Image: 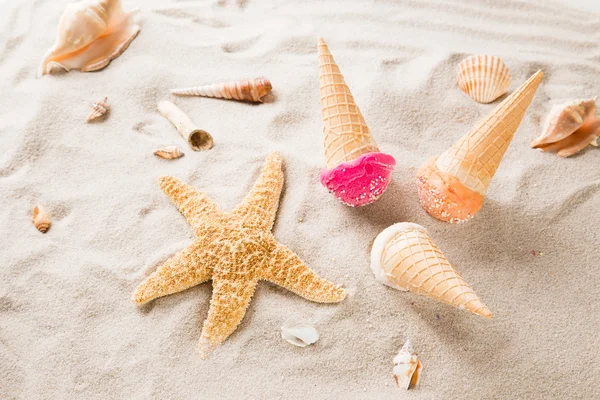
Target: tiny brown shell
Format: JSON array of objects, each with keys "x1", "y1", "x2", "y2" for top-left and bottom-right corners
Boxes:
[
  {"x1": 87, "y1": 97, "x2": 109, "y2": 122},
  {"x1": 32, "y1": 204, "x2": 51, "y2": 233},
  {"x1": 154, "y1": 145, "x2": 185, "y2": 159}
]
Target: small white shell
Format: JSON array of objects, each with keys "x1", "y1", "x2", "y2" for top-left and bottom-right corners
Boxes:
[
  {"x1": 154, "y1": 145, "x2": 185, "y2": 159},
  {"x1": 457, "y1": 55, "x2": 511, "y2": 103},
  {"x1": 393, "y1": 340, "x2": 422, "y2": 390},
  {"x1": 87, "y1": 97, "x2": 109, "y2": 122},
  {"x1": 281, "y1": 326, "x2": 319, "y2": 347}
]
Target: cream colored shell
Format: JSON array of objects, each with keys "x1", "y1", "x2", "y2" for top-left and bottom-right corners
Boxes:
[
  {"x1": 393, "y1": 340, "x2": 422, "y2": 390},
  {"x1": 457, "y1": 55, "x2": 511, "y2": 104}
]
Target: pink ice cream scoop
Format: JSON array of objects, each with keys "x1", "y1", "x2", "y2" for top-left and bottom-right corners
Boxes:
[
  {"x1": 320, "y1": 152, "x2": 396, "y2": 207},
  {"x1": 317, "y1": 38, "x2": 396, "y2": 207}
]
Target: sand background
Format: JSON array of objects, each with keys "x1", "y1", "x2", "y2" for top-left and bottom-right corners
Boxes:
[{"x1": 1, "y1": 0, "x2": 599, "y2": 398}]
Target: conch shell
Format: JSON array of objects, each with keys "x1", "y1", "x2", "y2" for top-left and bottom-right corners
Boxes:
[
  {"x1": 38, "y1": 0, "x2": 141, "y2": 76},
  {"x1": 393, "y1": 340, "x2": 422, "y2": 390},
  {"x1": 87, "y1": 97, "x2": 109, "y2": 122},
  {"x1": 457, "y1": 55, "x2": 511, "y2": 104},
  {"x1": 171, "y1": 77, "x2": 272, "y2": 103},
  {"x1": 280, "y1": 326, "x2": 319, "y2": 347},
  {"x1": 32, "y1": 205, "x2": 51, "y2": 233},
  {"x1": 531, "y1": 97, "x2": 600, "y2": 157},
  {"x1": 154, "y1": 146, "x2": 184, "y2": 160}
]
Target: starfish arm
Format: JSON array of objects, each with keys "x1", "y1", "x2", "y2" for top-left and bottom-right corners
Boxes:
[
  {"x1": 198, "y1": 276, "x2": 258, "y2": 359},
  {"x1": 159, "y1": 176, "x2": 224, "y2": 232},
  {"x1": 260, "y1": 238, "x2": 346, "y2": 303},
  {"x1": 133, "y1": 242, "x2": 214, "y2": 305},
  {"x1": 231, "y1": 153, "x2": 284, "y2": 231}
]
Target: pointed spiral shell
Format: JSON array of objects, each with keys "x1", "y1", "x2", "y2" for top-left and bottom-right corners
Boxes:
[
  {"x1": 87, "y1": 97, "x2": 109, "y2": 122},
  {"x1": 171, "y1": 77, "x2": 272, "y2": 103},
  {"x1": 32, "y1": 204, "x2": 51, "y2": 233}
]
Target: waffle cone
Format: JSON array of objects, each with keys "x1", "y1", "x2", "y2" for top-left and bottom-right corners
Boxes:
[
  {"x1": 372, "y1": 223, "x2": 492, "y2": 318},
  {"x1": 436, "y1": 70, "x2": 544, "y2": 195},
  {"x1": 318, "y1": 38, "x2": 379, "y2": 169}
]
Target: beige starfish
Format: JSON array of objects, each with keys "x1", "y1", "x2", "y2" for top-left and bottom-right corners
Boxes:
[{"x1": 133, "y1": 152, "x2": 346, "y2": 359}]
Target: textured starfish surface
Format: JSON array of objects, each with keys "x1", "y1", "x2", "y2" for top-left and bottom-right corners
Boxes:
[{"x1": 133, "y1": 153, "x2": 346, "y2": 359}]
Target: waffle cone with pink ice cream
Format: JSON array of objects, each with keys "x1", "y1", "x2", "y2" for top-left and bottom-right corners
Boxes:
[
  {"x1": 416, "y1": 70, "x2": 544, "y2": 222},
  {"x1": 318, "y1": 38, "x2": 396, "y2": 207}
]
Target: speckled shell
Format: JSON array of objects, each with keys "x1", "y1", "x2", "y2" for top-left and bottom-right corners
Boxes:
[
  {"x1": 32, "y1": 204, "x2": 51, "y2": 233},
  {"x1": 457, "y1": 55, "x2": 511, "y2": 104},
  {"x1": 87, "y1": 97, "x2": 109, "y2": 122},
  {"x1": 393, "y1": 340, "x2": 422, "y2": 390}
]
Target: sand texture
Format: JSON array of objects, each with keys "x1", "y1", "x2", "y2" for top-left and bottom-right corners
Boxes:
[{"x1": 1, "y1": 0, "x2": 599, "y2": 398}]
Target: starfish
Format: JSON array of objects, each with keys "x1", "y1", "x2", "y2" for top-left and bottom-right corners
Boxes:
[{"x1": 133, "y1": 153, "x2": 346, "y2": 359}]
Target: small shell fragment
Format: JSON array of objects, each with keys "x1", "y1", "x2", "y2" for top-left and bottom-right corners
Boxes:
[
  {"x1": 393, "y1": 340, "x2": 422, "y2": 390},
  {"x1": 154, "y1": 146, "x2": 185, "y2": 160},
  {"x1": 281, "y1": 326, "x2": 319, "y2": 347},
  {"x1": 32, "y1": 204, "x2": 51, "y2": 233},
  {"x1": 87, "y1": 97, "x2": 109, "y2": 122},
  {"x1": 457, "y1": 55, "x2": 511, "y2": 104}
]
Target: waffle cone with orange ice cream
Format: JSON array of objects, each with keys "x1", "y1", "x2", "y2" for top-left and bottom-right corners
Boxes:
[{"x1": 416, "y1": 70, "x2": 544, "y2": 222}]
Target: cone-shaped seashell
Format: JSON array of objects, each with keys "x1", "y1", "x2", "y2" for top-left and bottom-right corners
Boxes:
[
  {"x1": 417, "y1": 70, "x2": 543, "y2": 223},
  {"x1": 171, "y1": 77, "x2": 272, "y2": 103},
  {"x1": 281, "y1": 326, "x2": 319, "y2": 347},
  {"x1": 157, "y1": 101, "x2": 214, "y2": 151},
  {"x1": 86, "y1": 97, "x2": 109, "y2": 122},
  {"x1": 32, "y1": 204, "x2": 51, "y2": 233},
  {"x1": 38, "y1": 0, "x2": 141, "y2": 76},
  {"x1": 457, "y1": 55, "x2": 511, "y2": 104},
  {"x1": 393, "y1": 340, "x2": 422, "y2": 390},
  {"x1": 531, "y1": 97, "x2": 600, "y2": 157},
  {"x1": 154, "y1": 145, "x2": 185, "y2": 159},
  {"x1": 317, "y1": 38, "x2": 396, "y2": 207},
  {"x1": 371, "y1": 223, "x2": 492, "y2": 318}
]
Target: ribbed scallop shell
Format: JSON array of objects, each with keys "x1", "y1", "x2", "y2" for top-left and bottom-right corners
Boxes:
[{"x1": 457, "y1": 55, "x2": 511, "y2": 104}]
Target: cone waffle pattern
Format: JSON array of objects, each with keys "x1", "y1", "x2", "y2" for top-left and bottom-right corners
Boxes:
[
  {"x1": 319, "y1": 39, "x2": 379, "y2": 168},
  {"x1": 436, "y1": 70, "x2": 543, "y2": 195},
  {"x1": 380, "y1": 225, "x2": 491, "y2": 317}
]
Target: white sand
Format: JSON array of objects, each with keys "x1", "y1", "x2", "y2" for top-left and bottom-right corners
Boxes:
[{"x1": 2, "y1": 0, "x2": 600, "y2": 398}]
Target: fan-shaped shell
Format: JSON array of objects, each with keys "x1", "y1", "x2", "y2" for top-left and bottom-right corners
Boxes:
[{"x1": 457, "y1": 55, "x2": 511, "y2": 104}]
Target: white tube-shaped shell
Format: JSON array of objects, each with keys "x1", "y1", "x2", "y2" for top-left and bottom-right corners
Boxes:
[{"x1": 157, "y1": 101, "x2": 214, "y2": 151}]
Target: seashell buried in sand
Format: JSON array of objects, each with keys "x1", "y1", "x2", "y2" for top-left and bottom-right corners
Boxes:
[
  {"x1": 531, "y1": 97, "x2": 600, "y2": 157},
  {"x1": 38, "y1": 0, "x2": 141, "y2": 76},
  {"x1": 87, "y1": 97, "x2": 110, "y2": 122},
  {"x1": 171, "y1": 77, "x2": 272, "y2": 103},
  {"x1": 457, "y1": 55, "x2": 511, "y2": 104},
  {"x1": 32, "y1": 204, "x2": 51, "y2": 233},
  {"x1": 281, "y1": 326, "x2": 319, "y2": 348},
  {"x1": 154, "y1": 145, "x2": 185, "y2": 160},
  {"x1": 393, "y1": 340, "x2": 422, "y2": 390}
]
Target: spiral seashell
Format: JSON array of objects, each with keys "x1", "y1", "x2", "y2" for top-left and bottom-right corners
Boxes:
[
  {"x1": 531, "y1": 97, "x2": 600, "y2": 157},
  {"x1": 87, "y1": 97, "x2": 109, "y2": 122},
  {"x1": 171, "y1": 77, "x2": 272, "y2": 103},
  {"x1": 154, "y1": 145, "x2": 185, "y2": 159},
  {"x1": 457, "y1": 55, "x2": 511, "y2": 104},
  {"x1": 32, "y1": 204, "x2": 51, "y2": 233},
  {"x1": 393, "y1": 340, "x2": 422, "y2": 390},
  {"x1": 280, "y1": 326, "x2": 319, "y2": 347}
]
